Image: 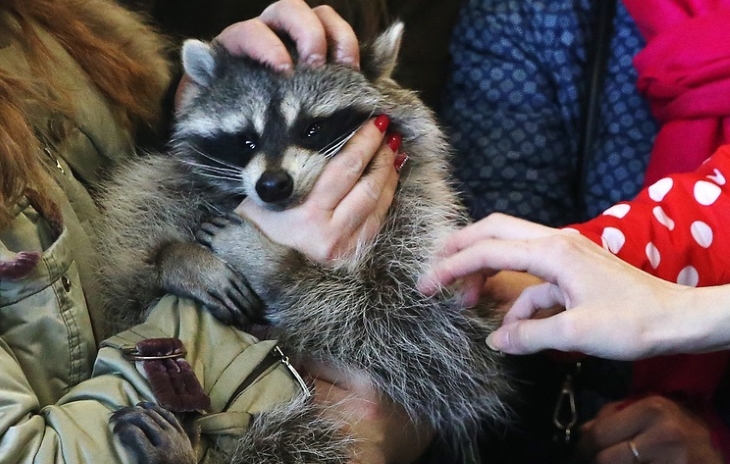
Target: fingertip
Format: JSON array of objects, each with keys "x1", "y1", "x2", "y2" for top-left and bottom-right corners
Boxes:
[
  {"x1": 489, "y1": 322, "x2": 533, "y2": 355},
  {"x1": 260, "y1": 1, "x2": 328, "y2": 69},
  {"x1": 485, "y1": 331, "x2": 506, "y2": 354},
  {"x1": 216, "y1": 20, "x2": 294, "y2": 71},
  {"x1": 313, "y1": 5, "x2": 360, "y2": 68},
  {"x1": 416, "y1": 272, "x2": 439, "y2": 296},
  {"x1": 373, "y1": 114, "x2": 390, "y2": 133},
  {"x1": 233, "y1": 198, "x2": 258, "y2": 220},
  {"x1": 385, "y1": 132, "x2": 402, "y2": 153}
]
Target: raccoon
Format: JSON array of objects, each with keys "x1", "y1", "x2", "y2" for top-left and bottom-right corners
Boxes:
[{"x1": 99, "y1": 22, "x2": 511, "y2": 463}]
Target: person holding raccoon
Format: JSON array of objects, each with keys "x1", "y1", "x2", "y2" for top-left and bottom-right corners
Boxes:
[{"x1": 0, "y1": 0, "x2": 436, "y2": 463}]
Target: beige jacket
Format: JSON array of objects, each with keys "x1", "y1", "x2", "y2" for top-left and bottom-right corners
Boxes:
[{"x1": 0, "y1": 3, "x2": 302, "y2": 462}]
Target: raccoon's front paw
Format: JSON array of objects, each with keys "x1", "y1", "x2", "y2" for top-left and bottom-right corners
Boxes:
[
  {"x1": 111, "y1": 402, "x2": 196, "y2": 464},
  {"x1": 156, "y1": 241, "x2": 264, "y2": 328},
  {"x1": 195, "y1": 213, "x2": 242, "y2": 249},
  {"x1": 196, "y1": 213, "x2": 290, "y2": 307}
]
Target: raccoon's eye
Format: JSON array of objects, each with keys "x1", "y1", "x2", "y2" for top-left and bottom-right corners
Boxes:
[
  {"x1": 304, "y1": 122, "x2": 321, "y2": 139},
  {"x1": 239, "y1": 135, "x2": 257, "y2": 152}
]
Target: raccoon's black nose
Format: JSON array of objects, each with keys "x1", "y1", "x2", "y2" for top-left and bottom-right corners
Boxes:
[{"x1": 256, "y1": 170, "x2": 294, "y2": 203}]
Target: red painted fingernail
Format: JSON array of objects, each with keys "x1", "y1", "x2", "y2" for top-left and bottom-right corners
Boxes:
[
  {"x1": 394, "y1": 153, "x2": 409, "y2": 173},
  {"x1": 386, "y1": 132, "x2": 402, "y2": 153},
  {"x1": 374, "y1": 114, "x2": 390, "y2": 133}
]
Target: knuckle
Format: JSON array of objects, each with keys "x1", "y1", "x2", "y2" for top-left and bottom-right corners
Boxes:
[
  {"x1": 510, "y1": 323, "x2": 531, "y2": 351},
  {"x1": 340, "y1": 150, "x2": 366, "y2": 177},
  {"x1": 321, "y1": 240, "x2": 342, "y2": 262},
  {"x1": 552, "y1": 316, "x2": 581, "y2": 348},
  {"x1": 483, "y1": 212, "x2": 506, "y2": 228},
  {"x1": 262, "y1": 0, "x2": 305, "y2": 19},
  {"x1": 546, "y1": 234, "x2": 583, "y2": 261},
  {"x1": 312, "y1": 4, "x2": 337, "y2": 16},
  {"x1": 643, "y1": 395, "x2": 673, "y2": 415},
  {"x1": 360, "y1": 177, "x2": 381, "y2": 203},
  {"x1": 659, "y1": 421, "x2": 685, "y2": 441}
]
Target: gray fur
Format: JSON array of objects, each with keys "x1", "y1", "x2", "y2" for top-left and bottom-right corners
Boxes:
[
  {"x1": 98, "y1": 22, "x2": 511, "y2": 462},
  {"x1": 228, "y1": 394, "x2": 352, "y2": 464}
]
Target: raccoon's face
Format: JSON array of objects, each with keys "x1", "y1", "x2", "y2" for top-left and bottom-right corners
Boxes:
[
  {"x1": 172, "y1": 24, "x2": 403, "y2": 210},
  {"x1": 176, "y1": 79, "x2": 374, "y2": 210}
]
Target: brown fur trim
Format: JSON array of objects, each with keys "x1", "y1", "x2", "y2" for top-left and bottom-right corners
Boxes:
[
  {"x1": 0, "y1": 251, "x2": 41, "y2": 280},
  {"x1": 0, "y1": 0, "x2": 173, "y2": 229},
  {"x1": 135, "y1": 338, "x2": 211, "y2": 413}
]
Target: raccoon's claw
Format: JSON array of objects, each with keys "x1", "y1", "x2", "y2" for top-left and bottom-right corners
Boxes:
[
  {"x1": 195, "y1": 226, "x2": 215, "y2": 248},
  {"x1": 205, "y1": 275, "x2": 265, "y2": 328},
  {"x1": 195, "y1": 218, "x2": 231, "y2": 248},
  {"x1": 192, "y1": 216, "x2": 267, "y2": 327},
  {"x1": 111, "y1": 402, "x2": 196, "y2": 464},
  {"x1": 225, "y1": 212, "x2": 243, "y2": 224}
]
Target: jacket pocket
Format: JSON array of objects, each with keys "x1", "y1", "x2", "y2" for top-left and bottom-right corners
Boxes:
[{"x1": 0, "y1": 217, "x2": 96, "y2": 406}]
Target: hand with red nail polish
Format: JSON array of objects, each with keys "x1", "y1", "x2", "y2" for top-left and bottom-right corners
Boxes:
[
  {"x1": 385, "y1": 132, "x2": 402, "y2": 153},
  {"x1": 237, "y1": 116, "x2": 399, "y2": 263},
  {"x1": 394, "y1": 153, "x2": 409, "y2": 172},
  {"x1": 374, "y1": 114, "x2": 390, "y2": 133}
]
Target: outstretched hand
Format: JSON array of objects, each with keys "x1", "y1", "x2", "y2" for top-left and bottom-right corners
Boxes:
[{"x1": 418, "y1": 213, "x2": 725, "y2": 360}]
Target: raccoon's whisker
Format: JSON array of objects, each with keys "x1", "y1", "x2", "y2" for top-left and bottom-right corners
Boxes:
[
  {"x1": 182, "y1": 160, "x2": 240, "y2": 176},
  {"x1": 321, "y1": 127, "x2": 360, "y2": 159},
  {"x1": 189, "y1": 147, "x2": 242, "y2": 171},
  {"x1": 190, "y1": 171, "x2": 241, "y2": 182},
  {"x1": 182, "y1": 166, "x2": 241, "y2": 181},
  {"x1": 319, "y1": 117, "x2": 370, "y2": 158}
]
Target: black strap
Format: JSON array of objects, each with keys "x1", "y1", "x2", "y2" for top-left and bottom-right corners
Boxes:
[{"x1": 575, "y1": 0, "x2": 618, "y2": 219}]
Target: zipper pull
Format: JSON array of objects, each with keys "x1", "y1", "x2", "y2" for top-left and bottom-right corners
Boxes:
[
  {"x1": 274, "y1": 346, "x2": 311, "y2": 397},
  {"x1": 553, "y1": 362, "x2": 580, "y2": 445}
]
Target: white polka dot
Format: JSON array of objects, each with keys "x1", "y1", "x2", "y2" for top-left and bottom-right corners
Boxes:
[
  {"x1": 603, "y1": 204, "x2": 631, "y2": 218},
  {"x1": 601, "y1": 227, "x2": 625, "y2": 254},
  {"x1": 677, "y1": 266, "x2": 699, "y2": 287},
  {"x1": 648, "y1": 178, "x2": 673, "y2": 202},
  {"x1": 691, "y1": 221, "x2": 713, "y2": 248},
  {"x1": 694, "y1": 180, "x2": 722, "y2": 206},
  {"x1": 707, "y1": 168, "x2": 726, "y2": 186},
  {"x1": 645, "y1": 242, "x2": 660, "y2": 269},
  {"x1": 652, "y1": 206, "x2": 675, "y2": 230}
]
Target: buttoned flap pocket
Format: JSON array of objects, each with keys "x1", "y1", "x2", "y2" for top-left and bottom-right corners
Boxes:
[{"x1": 1, "y1": 216, "x2": 96, "y2": 405}]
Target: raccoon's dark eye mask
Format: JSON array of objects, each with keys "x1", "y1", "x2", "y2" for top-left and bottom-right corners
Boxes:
[
  {"x1": 295, "y1": 108, "x2": 372, "y2": 157},
  {"x1": 188, "y1": 130, "x2": 259, "y2": 170},
  {"x1": 187, "y1": 108, "x2": 373, "y2": 169}
]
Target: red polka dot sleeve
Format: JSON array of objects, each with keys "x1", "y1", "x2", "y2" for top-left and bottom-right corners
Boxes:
[{"x1": 567, "y1": 144, "x2": 730, "y2": 288}]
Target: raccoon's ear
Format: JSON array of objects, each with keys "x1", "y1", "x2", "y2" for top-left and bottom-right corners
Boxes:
[
  {"x1": 181, "y1": 39, "x2": 217, "y2": 88},
  {"x1": 361, "y1": 21, "x2": 404, "y2": 82}
]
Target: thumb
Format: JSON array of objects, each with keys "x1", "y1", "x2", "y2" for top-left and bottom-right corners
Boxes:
[{"x1": 486, "y1": 319, "x2": 559, "y2": 355}]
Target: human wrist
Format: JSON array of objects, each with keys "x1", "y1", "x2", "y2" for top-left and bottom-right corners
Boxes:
[{"x1": 657, "y1": 285, "x2": 730, "y2": 355}]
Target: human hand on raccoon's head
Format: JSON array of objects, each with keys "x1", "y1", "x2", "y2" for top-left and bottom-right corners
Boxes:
[
  {"x1": 176, "y1": 0, "x2": 359, "y2": 109},
  {"x1": 216, "y1": 0, "x2": 360, "y2": 71},
  {"x1": 235, "y1": 115, "x2": 403, "y2": 263}
]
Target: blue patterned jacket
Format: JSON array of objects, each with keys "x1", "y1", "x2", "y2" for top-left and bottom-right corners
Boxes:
[{"x1": 439, "y1": 0, "x2": 658, "y2": 226}]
